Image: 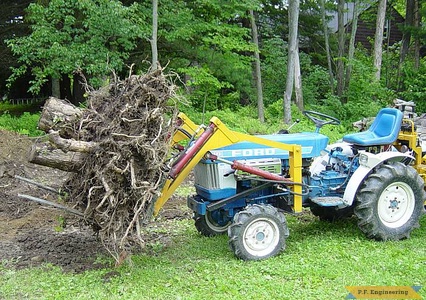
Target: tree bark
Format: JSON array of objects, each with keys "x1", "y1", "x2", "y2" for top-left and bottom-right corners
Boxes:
[
  {"x1": 51, "y1": 77, "x2": 60, "y2": 98},
  {"x1": 250, "y1": 10, "x2": 264, "y2": 123},
  {"x1": 320, "y1": 0, "x2": 334, "y2": 94},
  {"x1": 414, "y1": 0, "x2": 421, "y2": 70},
  {"x1": 48, "y1": 130, "x2": 98, "y2": 153},
  {"x1": 72, "y1": 73, "x2": 86, "y2": 105},
  {"x1": 284, "y1": 0, "x2": 299, "y2": 124},
  {"x1": 373, "y1": 0, "x2": 387, "y2": 81},
  {"x1": 29, "y1": 143, "x2": 86, "y2": 172},
  {"x1": 294, "y1": 46, "x2": 303, "y2": 111},
  {"x1": 151, "y1": 0, "x2": 159, "y2": 70},
  {"x1": 38, "y1": 97, "x2": 82, "y2": 137},
  {"x1": 336, "y1": 0, "x2": 345, "y2": 98},
  {"x1": 397, "y1": 0, "x2": 414, "y2": 89},
  {"x1": 345, "y1": 0, "x2": 360, "y2": 94}
]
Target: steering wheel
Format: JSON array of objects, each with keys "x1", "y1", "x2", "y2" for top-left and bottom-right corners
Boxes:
[{"x1": 302, "y1": 110, "x2": 340, "y2": 130}]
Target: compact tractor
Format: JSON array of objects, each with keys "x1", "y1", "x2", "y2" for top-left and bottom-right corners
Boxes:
[{"x1": 153, "y1": 108, "x2": 426, "y2": 260}]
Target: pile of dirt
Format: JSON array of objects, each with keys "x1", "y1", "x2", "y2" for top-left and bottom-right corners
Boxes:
[{"x1": 0, "y1": 130, "x2": 105, "y2": 272}]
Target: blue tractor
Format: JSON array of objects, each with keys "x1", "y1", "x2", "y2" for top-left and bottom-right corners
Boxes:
[{"x1": 155, "y1": 108, "x2": 426, "y2": 260}]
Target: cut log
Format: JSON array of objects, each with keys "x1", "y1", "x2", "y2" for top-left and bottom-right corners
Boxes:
[
  {"x1": 29, "y1": 143, "x2": 86, "y2": 172},
  {"x1": 48, "y1": 130, "x2": 98, "y2": 153},
  {"x1": 38, "y1": 97, "x2": 82, "y2": 137}
]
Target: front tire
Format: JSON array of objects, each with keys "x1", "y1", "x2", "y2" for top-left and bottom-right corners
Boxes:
[
  {"x1": 228, "y1": 204, "x2": 289, "y2": 261},
  {"x1": 354, "y1": 162, "x2": 425, "y2": 240}
]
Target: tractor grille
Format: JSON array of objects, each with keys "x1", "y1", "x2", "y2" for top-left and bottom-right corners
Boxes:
[
  {"x1": 194, "y1": 158, "x2": 282, "y2": 191},
  {"x1": 194, "y1": 162, "x2": 222, "y2": 189}
]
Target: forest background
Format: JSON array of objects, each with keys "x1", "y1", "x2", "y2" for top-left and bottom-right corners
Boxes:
[{"x1": 0, "y1": 0, "x2": 425, "y2": 133}]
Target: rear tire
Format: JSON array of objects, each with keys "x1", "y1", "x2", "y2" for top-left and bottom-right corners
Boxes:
[
  {"x1": 194, "y1": 211, "x2": 231, "y2": 237},
  {"x1": 228, "y1": 204, "x2": 289, "y2": 261},
  {"x1": 354, "y1": 162, "x2": 425, "y2": 240}
]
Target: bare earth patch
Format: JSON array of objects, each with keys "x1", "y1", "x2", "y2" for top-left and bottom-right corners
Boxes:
[{"x1": 0, "y1": 130, "x2": 191, "y2": 272}]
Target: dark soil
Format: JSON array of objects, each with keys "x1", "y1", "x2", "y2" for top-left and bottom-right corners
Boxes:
[{"x1": 0, "y1": 130, "x2": 191, "y2": 273}]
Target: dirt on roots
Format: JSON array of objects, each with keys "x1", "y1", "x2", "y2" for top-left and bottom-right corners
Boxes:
[{"x1": 0, "y1": 130, "x2": 191, "y2": 273}]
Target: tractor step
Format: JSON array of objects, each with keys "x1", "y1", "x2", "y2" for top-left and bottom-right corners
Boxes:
[{"x1": 311, "y1": 197, "x2": 344, "y2": 207}]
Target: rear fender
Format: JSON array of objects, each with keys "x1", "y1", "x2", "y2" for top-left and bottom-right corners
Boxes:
[{"x1": 342, "y1": 151, "x2": 414, "y2": 206}]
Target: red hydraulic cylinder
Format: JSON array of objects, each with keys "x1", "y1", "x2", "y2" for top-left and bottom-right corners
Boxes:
[
  {"x1": 231, "y1": 161, "x2": 291, "y2": 182},
  {"x1": 168, "y1": 123, "x2": 216, "y2": 179}
]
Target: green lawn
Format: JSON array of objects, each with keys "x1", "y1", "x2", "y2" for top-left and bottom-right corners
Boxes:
[{"x1": 1, "y1": 211, "x2": 425, "y2": 300}]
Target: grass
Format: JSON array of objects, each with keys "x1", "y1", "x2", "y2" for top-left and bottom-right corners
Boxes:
[
  {"x1": 0, "y1": 112, "x2": 43, "y2": 136},
  {"x1": 1, "y1": 212, "x2": 425, "y2": 300}
]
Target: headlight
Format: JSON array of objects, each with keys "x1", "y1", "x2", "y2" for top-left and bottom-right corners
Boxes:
[{"x1": 359, "y1": 153, "x2": 368, "y2": 165}]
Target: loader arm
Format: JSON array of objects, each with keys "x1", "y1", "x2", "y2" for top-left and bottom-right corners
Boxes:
[
  {"x1": 170, "y1": 112, "x2": 201, "y2": 147},
  {"x1": 153, "y1": 114, "x2": 303, "y2": 216}
]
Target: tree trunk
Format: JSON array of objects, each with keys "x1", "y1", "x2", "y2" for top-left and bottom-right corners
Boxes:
[
  {"x1": 32, "y1": 98, "x2": 94, "y2": 171},
  {"x1": 294, "y1": 47, "x2": 303, "y2": 111},
  {"x1": 336, "y1": 0, "x2": 345, "y2": 98},
  {"x1": 60, "y1": 74, "x2": 73, "y2": 102},
  {"x1": 51, "y1": 77, "x2": 60, "y2": 98},
  {"x1": 48, "y1": 131, "x2": 98, "y2": 153},
  {"x1": 250, "y1": 10, "x2": 264, "y2": 123},
  {"x1": 397, "y1": 0, "x2": 414, "y2": 89},
  {"x1": 38, "y1": 97, "x2": 82, "y2": 137},
  {"x1": 345, "y1": 0, "x2": 359, "y2": 94},
  {"x1": 320, "y1": 0, "x2": 334, "y2": 94},
  {"x1": 373, "y1": 0, "x2": 387, "y2": 82},
  {"x1": 284, "y1": 0, "x2": 299, "y2": 124},
  {"x1": 72, "y1": 73, "x2": 86, "y2": 105},
  {"x1": 29, "y1": 143, "x2": 86, "y2": 172},
  {"x1": 414, "y1": 0, "x2": 421, "y2": 70},
  {"x1": 151, "y1": 0, "x2": 159, "y2": 70}
]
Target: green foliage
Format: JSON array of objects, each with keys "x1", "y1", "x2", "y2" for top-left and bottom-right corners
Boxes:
[
  {"x1": 181, "y1": 106, "x2": 274, "y2": 134},
  {"x1": 345, "y1": 52, "x2": 395, "y2": 107},
  {"x1": 0, "y1": 112, "x2": 43, "y2": 136},
  {"x1": 153, "y1": 0, "x2": 258, "y2": 111},
  {"x1": 381, "y1": 42, "x2": 402, "y2": 91},
  {"x1": 54, "y1": 215, "x2": 66, "y2": 233},
  {"x1": 302, "y1": 65, "x2": 331, "y2": 105},
  {"x1": 180, "y1": 103, "x2": 347, "y2": 143},
  {"x1": 0, "y1": 101, "x2": 37, "y2": 114},
  {"x1": 398, "y1": 58, "x2": 426, "y2": 113},
  {"x1": 308, "y1": 93, "x2": 385, "y2": 127},
  {"x1": 261, "y1": 38, "x2": 332, "y2": 107},
  {"x1": 261, "y1": 38, "x2": 288, "y2": 106},
  {"x1": 7, "y1": 0, "x2": 145, "y2": 94},
  {"x1": 264, "y1": 99, "x2": 284, "y2": 120},
  {"x1": 178, "y1": 65, "x2": 235, "y2": 111}
]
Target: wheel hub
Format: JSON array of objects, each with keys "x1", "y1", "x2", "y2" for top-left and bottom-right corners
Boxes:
[
  {"x1": 388, "y1": 198, "x2": 400, "y2": 210},
  {"x1": 243, "y1": 218, "x2": 279, "y2": 256},
  {"x1": 378, "y1": 182, "x2": 415, "y2": 228},
  {"x1": 256, "y1": 231, "x2": 265, "y2": 241}
]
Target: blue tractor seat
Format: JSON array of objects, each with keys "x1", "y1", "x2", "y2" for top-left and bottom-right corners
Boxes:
[{"x1": 343, "y1": 108, "x2": 403, "y2": 147}]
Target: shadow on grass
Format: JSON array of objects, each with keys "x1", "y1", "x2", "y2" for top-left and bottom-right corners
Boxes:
[{"x1": 285, "y1": 211, "x2": 365, "y2": 244}]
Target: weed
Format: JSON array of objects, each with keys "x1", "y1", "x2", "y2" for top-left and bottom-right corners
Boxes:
[{"x1": 54, "y1": 215, "x2": 67, "y2": 232}]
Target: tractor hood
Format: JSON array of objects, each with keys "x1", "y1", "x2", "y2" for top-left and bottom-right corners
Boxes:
[{"x1": 209, "y1": 132, "x2": 329, "y2": 160}]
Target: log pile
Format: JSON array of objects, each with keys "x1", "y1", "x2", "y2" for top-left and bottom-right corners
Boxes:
[
  {"x1": 393, "y1": 99, "x2": 426, "y2": 142},
  {"x1": 30, "y1": 70, "x2": 178, "y2": 257}
]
